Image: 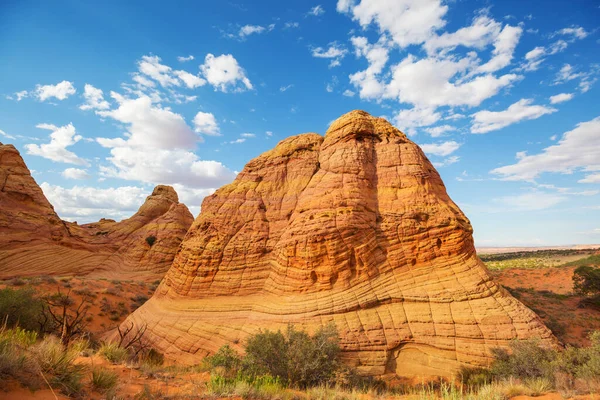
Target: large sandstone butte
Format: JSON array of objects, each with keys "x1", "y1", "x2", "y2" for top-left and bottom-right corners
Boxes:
[
  {"x1": 0, "y1": 142, "x2": 194, "y2": 281},
  {"x1": 123, "y1": 111, "x2": 555, "y2": 377}
]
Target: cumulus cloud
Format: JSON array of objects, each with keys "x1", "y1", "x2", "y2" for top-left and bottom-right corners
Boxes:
[
  {"x1": 432, "y1": 155, "x2": 460, "y2": 168},
  {"x1": 471, "y1": 99, "x2": 557, "y2": 134},
  {"x1": 342, "y1": 89, "x2": 355, "y2": 97},
  {"x1": 419, "y1": 140, "x2": 461, "y2": 156},
  {"x1": 239, "y1": 25, "x2": 266, "y2": 37},
  {"x1": 338, "y1": 0, "x2": 448, "y2": 48},
  {"x1": 40, "y1": 183, "x2": 149, "y2": 222},
  {"x1": 95, "y1": 94, "x2": 235, "y2": 188},
  {"x1": 79, "y1": 84, "x2": 110, "y2": 110},
  {"x1": 193, "y1": 111, "x2": 220, "y2": 136},
  {"x1": 136, "y1": 55, "x2": 205, "y2": 90},
  {"x1": 35, "y1": 81, "x2": 76, "y2": 101},
  {"x1": 174, "y1": 70, "x2": 206, "y2": 88},
  {"x1": 25, "y1": 123, "x2": 88, "y2": 165},
  {"x1": 200, "y1": 54, "x2": 253, "y2": 92},
  {"x1": 549, "y1": 93, "x2": 574, "y2": 104},
  {"x1": 62, "y1": 168, "x2": 91, "y2": 180},
  {"x1": 394, "y1": 107, "x2": 441, "y2": 135},
  {"x1": 491, "y1": 116, "x2": 600, "y2": 182},
  {"x1": 280, "y1": 84, "x2": 294, "y2": 92},
  {"x1": 97, "y1": 94, "x2": 198, "y2": 149},
  {"x1": 13, "y1": 90, "x2": 28, "y2": 101}
]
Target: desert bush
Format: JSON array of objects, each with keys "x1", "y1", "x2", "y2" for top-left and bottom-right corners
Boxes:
[
  {"x1": 242, "y1": 324, "x2": 340, "y2": 388},
  {"x1": 0, "y1": 327, "x2": 35, "y2": 386},
  {"x1": 145, "y1": 235, "x2": 157, "y2": 247},
  {"x1": 130, "y1": 294, "x2": 149, "y2": 311},
  {"x1": 458, "y1": 366, "x2": 493, "y2": 387},
  {"x1": 0, "y1": 287, "x2": 50, "y2": 333},
  {"x1": 573, "y1": 265, "x2": 600, "y2": 296},
  {"x1": 30, "y1": 335, "x2": 86, "y2": 396},
  {"x1": 91, "y1": 367, "x2": 118, "y2": 393},
  {"x1": 490, "y1": 338, "x2": 556, "y2": 380},
  {"x1": 204, "y1": 344, "x2": 242, "y2": 376},
  {"x1": 98, "y1": 342, "x2": 129, "y2": 364}
]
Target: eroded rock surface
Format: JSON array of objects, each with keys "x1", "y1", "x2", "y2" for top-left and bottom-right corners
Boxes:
[
  {"x1": 122, "y1": 111, "x2": 555, "y2": 377},
  {"x1": 0, "y1": 144, "x2": 194, "y2": 280}
]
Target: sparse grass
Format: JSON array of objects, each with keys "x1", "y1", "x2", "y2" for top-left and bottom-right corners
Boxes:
[
  {"x1": 91, "y1": 367, "x2": 118, "y2": 393},
  {"x1": 563, "y1": 254, "x2": 600, "y2": 268},
  {"x1": 98, "y1": 342, "x2": 129, "y2": 364}
]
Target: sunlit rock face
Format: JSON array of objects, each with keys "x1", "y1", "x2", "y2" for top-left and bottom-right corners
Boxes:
[
  {"x1": 0, "y1": 143, "x2": 193, "y2": 281},
  {"x1": 122, "y1": 111, "x2": 555, "y2": 377}
]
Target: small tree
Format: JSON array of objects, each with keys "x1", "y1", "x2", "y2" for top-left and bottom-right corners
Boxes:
[
  {"x1": 43, "y1": 288, "x2": 92, "y2": 346},
  {"x1": 573, "y1": 265, "x2": 600, "y2": 297}
]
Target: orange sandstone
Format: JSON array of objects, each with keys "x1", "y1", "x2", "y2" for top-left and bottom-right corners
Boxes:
[
  {"x1": 0, "y1": 143, "x2": 193, "y2": 281},
  {"x1": 122, "y1": 110, "x2": 554, "y2": 377}
]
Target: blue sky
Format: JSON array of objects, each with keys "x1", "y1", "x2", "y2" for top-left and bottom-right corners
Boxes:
[{"x1": 1, "y1": 0, "x2": 599, "y2": 247}]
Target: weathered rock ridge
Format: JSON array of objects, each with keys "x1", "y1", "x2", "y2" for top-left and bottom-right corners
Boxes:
[
  {"x1": 122, "y1": 111, "x2": 555, "y2": 377},
  {"x1": 0, "y1": 143, "x2": 194, "y2": 280}
]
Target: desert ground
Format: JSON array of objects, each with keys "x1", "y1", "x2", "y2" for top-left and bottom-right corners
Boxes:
[{"x1": 2, "y1": 245, "x2": 599, "y2": 399}]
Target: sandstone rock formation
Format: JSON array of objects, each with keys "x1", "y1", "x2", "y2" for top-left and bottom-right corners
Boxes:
[
  {"x1": 0, "y1": 143, "x2": 194, "y2": 280},
  {"x1": 122, "y1": 111, "x2": 556, "y2": 377}
]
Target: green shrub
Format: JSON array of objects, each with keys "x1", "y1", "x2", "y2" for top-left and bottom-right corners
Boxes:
[
  {"x1": 98, "y1": 342, "x2": 129, "y2": 364},
  {"x1": 0, "y1": 287, "x2": 50, "y2": 333},
  {"x1": 573, "y1": 265, "x2": 600, "y2": 296},
  {"x1": 490, "y1": 338, "x2": 557, "y2": 381},
  {"x1": 143, "y1": 348, "x2": 165, "y2": 367},
  {"x1": 145, "y1": 235, "x2": 157, "y2": 247},
  {"x1": 91, "y1": 367, "x2": 118, "y2": 393}
]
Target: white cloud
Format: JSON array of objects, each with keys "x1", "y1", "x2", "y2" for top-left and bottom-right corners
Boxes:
[
  {"x1": 519, "y1": 40, "x2": 567, "y2": 72},
  {"x1": 40, "y1": 182, "x2": 149, "y2": 222},
  {"x1": 137, "y1": 55, "x2": 180, "y2": 87},
  {"x1": 384, "y1": 54, "x2": 520, "y2": 108},
  {"x1": 394, "y1": 107, "x2": 441, "y2": 135},
  {"x1": 424, "y1": 124, "x2": 456, "y2": 137},
  {"x1": 266, "y1": 131, "x2": 273, "y2": 137},
  {"x1": 491, "y1": 116, "x2": 600, "y2": 182},
  {"x1": 62, "y1": 168, "x2": 91, "y2": 180},
  {"x1": 280, "y1": 84, "x2": 294, "y2": 92},
  {"x1": 342, "y1": 89, "x2": 355, "y2": 97},
  {"x1": 177, "y1": 55, "x2": 194, "y2": 62},
  {"x1": 0, "y1": 129, "x2": 16, "y2": 140},
  {"x1": 432, "y1": 155, "x2": 460, "y2": 168},
  {"x1": 193, "y1": 111, "x2": 220, "y2": 136},
  {"x1": 555, "y1": 26, "x2": 588, "y2": 40},
  {"x1": 308, "y1": 5, "x2": 325, "y2": 16},
  {"x1": 549, "y1": 93, "x2": 574, "y2": 104},
  {"x1": 35, "y1": 81, "x2": 76, "y2": 101},
  {"x1": 326, "y1": 83, "x2": 334, "y2": 93},
  {"x1": 419, "y1": 140, "x2": 461, "y2": 156},
  {"x1": 96, "y1": 94, "x2": 235, "y2": 188},
  {"x1": 239, "y1": 25, "x2": 266, "y2": 38},
  {"x1": 338, "y1": 0, "x2": 448, "y2": 48},
  {"x1": 241, "y1": 133, "x2": 255, "y2": 138},
  {"x1": 493, "y1": 191, "x2": 566, "y2": 211},
  {"x1": 477, "y1": 25, "x2": 522, "y2": 73},
  {"x1": 97, "y1": 94, "x2": 198, "y2": 149},
  {"x1": 554, "y1": 63, "x2": 582, "y2": 84},
  {"x1": 79, "y1": 84, "x2": 110, "y2": 110},
  {"x1": 174, "y1": 70, "x2": 206, "y2": 89},
  {"x1": 200, "y1": 54, "x2": 253, "y2": 92},
  {"x1": 311, "y1": 42, "x2": 347, "y2": 67},
  {"x1": 284, "y1": 21, "x2": 300, "y2": 29},
  {"x1": 14, "y1": 90, "x2": 28, "y2": 101},
  {"x1": 230, "y1": 138, "x2": 246, "y2": 144},
  {"x1": 471, "y1": 99, "x2": 557, "y2": 134},
  {"x1": 424, "y1": 15, "x2": 501, "y2": 54},
  {"x1": 25, "y1": 123, "x2": 88, "y2": 166}
]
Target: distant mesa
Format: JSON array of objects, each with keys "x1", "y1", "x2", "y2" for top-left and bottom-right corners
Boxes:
[
  {"x1": 122, "y1": 110, "x2": 556, "y2": 378},
  {"x1": 0, "y1": 143, "x2": 193, "y2": 280}
]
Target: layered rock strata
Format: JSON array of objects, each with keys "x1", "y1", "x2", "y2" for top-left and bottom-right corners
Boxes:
[
  {"x1": 121, "y1": 111, "x2": 555, "y2": 377},
  {"x1": 0, "y1": 143, "x2": 193, "y2": 280}
]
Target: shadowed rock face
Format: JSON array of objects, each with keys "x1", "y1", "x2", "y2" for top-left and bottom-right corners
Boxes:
[
  {"x1": 122, "y1": 110, "x2": 555, "y2": 377},
  {"x1": 0, "y1": 144, "x2": 194, "y2": 281}
]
